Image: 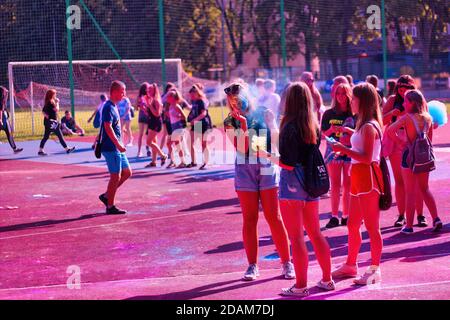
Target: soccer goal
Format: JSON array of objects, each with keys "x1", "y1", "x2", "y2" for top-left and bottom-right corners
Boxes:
[{"x1": 7, "y1": 59, "x2": 182, "y2": 136}]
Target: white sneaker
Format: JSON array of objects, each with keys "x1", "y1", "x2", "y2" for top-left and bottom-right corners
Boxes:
[
  {"x1": 281, "y1": 285, "x2": 309, "y2": 297},
  {"x1": 332, "y1": 263, "x2": 358, "y2": 279},
  {"x1": 353, "y1": 266, "x2": 381, "y2": 286},
  {"x1": 126, "y1": 143, "x2": 133, "y2": 147},
  {"x1": 281, "y1": 261, "x2": 296, "y2": 279},
  {"x1": 242, "y1": 264, "x2": 259, "y2": 281},
  {"x1": 317, "y1": 279, "x2": 336, "y2": 291}
]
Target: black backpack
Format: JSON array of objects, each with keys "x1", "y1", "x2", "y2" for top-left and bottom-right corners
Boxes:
[
  {"x1": 369, "y1": 122, "x2": 393, "y2": 211},
  {"x1": 296, "y1": 144, "x2": 330, "y2": 198}
]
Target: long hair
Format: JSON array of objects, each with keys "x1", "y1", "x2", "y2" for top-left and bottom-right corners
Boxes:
[
  {"x1": 331, "y1": 83, "x2": 352, "y2": 114},
  {"x1": 280, "y1": 82, "x2": 318, "y2": 144},
  {"x1": 189, "y1": 84, "x2": 207, "y2": 101},
  {"x1": 148, "y1": 83, "x2": 162, "y2": 102},
  {"x1": 138, "y1": 82, "x2": 150, "y2": 98},
  {"x1": 405, "y1": 90, "x2": 429, "y2": 114},
  {"x1": 353, "y1": 83, "x2": 383, "y2": 131},
  {"x1": 167, "y1": 88, "x2": 182, "y2": 104},
  {"x1": 164, "y1": 82, "x2": 176, "y2": 95},
  {"x1": 0, "y1": 86, "x2": 8, "y2": 108},
  {"x1": 393, "y1": 75, "x2": 416, "y2": 106},
  {"x1": 44, "y1": 89, "x2": 57, "y2": 106}
]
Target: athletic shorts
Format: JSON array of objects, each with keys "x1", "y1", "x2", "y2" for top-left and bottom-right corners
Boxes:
[
  {"x1": 234, "y1": 162, "x2": 279, "y2": 192},
  {"x1": 350, "y1": 163, "x2": 383, "y2": 196},
  {"x1": 138, "y1": 111, "x2": 149, "y2": 124},
  {"x1": 279, "y1": 166, "x2": 319, "y2": 202},
  {"x1": 164, "y1": 120, "x2": 173, "y2": 135},
  {"x1": 102, "y1": 151, "x2": 130, "y2": 174}
]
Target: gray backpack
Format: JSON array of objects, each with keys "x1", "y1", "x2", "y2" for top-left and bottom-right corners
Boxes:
[{"x1": 406, "y1": 115, "x2": 435, "y2": 174}]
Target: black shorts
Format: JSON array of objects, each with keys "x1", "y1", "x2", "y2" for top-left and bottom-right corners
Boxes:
[
  {"x1": 148, "y1": 116, "x2": 162, "y2": 133},
  {"x1": 164, "y1": 120, "x2": 173, "y2": 135}
]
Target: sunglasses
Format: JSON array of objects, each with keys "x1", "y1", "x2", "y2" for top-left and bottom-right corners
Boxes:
[{"x1": 224, "y1": 84, "x2": 241, "y2": 96}]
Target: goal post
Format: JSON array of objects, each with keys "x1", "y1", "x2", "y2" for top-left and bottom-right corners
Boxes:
[{"x1": 8, "y1": 59, "x2": 182, "y2": 136}]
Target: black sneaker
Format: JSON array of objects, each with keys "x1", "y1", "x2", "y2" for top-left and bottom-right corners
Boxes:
[
  {"x1": 146, "y1": 148, "x2": 151, "y2": 157},
  {"x1": 14, "y1": 148, "x2": 23, "y2": 154},
  {"x1": 341, "y1": 217, "x2": 348, "y2": 226},
  {"x1": 394, "y1": 215, "x2": 406, "y2": 227},
  {"x1": 99, "y1": 193, "x2": 108, "y2": 207},
  {"x1": 432, "y1": 218, "x2": 443, "y2": 232},
  {"x1": 66, "y1": 146, "x2": 76, "y2": 154},
  {"x1": 326, "y1": 217, "x2": 340, "y2": 229},
  {"x1": 417, "y1": 215, "x2": 428, "y2": 227},
  {"x1": 106, "y1": 206, "x2": 127, "y2": 215},
  {"x1": 38, "y1": 151, "x2": 48, "y2": 156}
]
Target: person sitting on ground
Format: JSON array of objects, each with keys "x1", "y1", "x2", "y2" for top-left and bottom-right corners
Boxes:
[{"x1": 61, "y1": 110, "x2": 85, "y2": 136}]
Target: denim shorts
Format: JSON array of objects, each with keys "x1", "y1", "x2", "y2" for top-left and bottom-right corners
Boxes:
[
  {"x1": 102, "y1": 151, "x2": 130, "y2": 174},
  {"x1": 234, "y1": 162, "x2": 279, "y2": 192},
  {"x1": 279, "y1": 166, "x2": 319, "y2": 202}
]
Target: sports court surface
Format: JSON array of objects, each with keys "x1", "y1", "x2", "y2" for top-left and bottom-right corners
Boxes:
[{"x1": 0, "y1": 127, "x2": 449, "y2": 300}]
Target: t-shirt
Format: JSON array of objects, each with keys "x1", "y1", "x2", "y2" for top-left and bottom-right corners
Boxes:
[
  {"x1": 257, "y1": 93, "x2": 281, "y2": 117},
  {"x1": 321, "y1": 108, "x2": 356, "y2": 146},
  {"x1": 188, "y1": 99, "x2": 211, "y2": 129},
  {"x1": 280, "y1": 121, "x2": 320, "y2": 167},
  {"x1": 61, "y1": 116, "x2": 76, "y2": 131},
  {"x1": 117, "y1": 97, "x2": 132, "y2": 120},
  {"x1": 101, "y1": 100, "x2": 122, "y2": 152},
  {"x1": 42, "y1": 103, "x2": 58, "y2": 124},
  {"x1": 224, "y1": 106, "x2": 272, "y2": 163}
]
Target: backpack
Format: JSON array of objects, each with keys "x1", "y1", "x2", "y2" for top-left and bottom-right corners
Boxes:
[
  {"x1": 296, "y1": 143, "x2": 330, "y2": 198},
  {"x1": 406, "y1": 115, "x2": 435, "y2": 174},
  {"x1": 368, "y1": 122, "x2": 393, "y2": 211},
  {"x1": 93, "y1": 111, "x2": 101, "y2": 129}
]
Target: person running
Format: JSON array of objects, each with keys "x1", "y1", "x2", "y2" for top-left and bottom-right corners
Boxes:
[
  {"x1": 61, "y1": 110, "x2": 85, "y2": 136},
  {"x1": 38, "y1": 89, "x2": 75, "y2": 156},
  {"x1": 321, "y1": 83, "x2": 356, "y2": 228},
  {"x1": 98, "y1": 81, "x2": 132, "y2": 215},
  {"x1": 223, "y1": 81, "x2": 294, "y2": 282},
  {"x1": 136, "y1": 83, "x2": 150, "y2": 158},
  {"x1": 0, "y1": 86, "x2": 23, "y2": 154},
  {"x1": 330, "y1": 83, "x2": 384, "y2": 286},
  {"x1": 260, "y1": 82, "x2": 334, "y2": 297},
  {"x1": 386, "y1": 89, "x2": 443, "y2": 234},
  {"x1": 117, "y1": 95, "x2": 133, "y2": 147},
  {"x1": 300, "y1": 72, "x2": 323, "y2": 122},
  {"x1": 383, "y1": 75, "x2": 417, "y2": 227},
  {"x1": 145, "y1": 83, "x2": 168, "y2": 167},
  {"x1": 167, "y1": 89, "x2": 189, "y2": 169},
  {"x1": 187, "y1": 84, "x2": 212, "y2": 170}
]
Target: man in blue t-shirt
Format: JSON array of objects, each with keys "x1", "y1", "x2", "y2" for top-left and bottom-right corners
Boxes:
[{"x1": 98, "y1": 80, "x2": 132, "y2": 215}]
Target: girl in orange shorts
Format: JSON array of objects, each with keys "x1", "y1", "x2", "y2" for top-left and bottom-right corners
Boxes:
[{"x1": 329, "y1": 83, "x2": 384, "y2": 286}]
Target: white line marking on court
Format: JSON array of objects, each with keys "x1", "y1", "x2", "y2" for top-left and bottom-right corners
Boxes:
[{"x1": 0, "y1": 207, "x2": 229, "y2": 241}]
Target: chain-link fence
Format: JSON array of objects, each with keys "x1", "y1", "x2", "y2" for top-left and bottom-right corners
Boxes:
[{"x1": 1, "y1": 0, "x2": 449, "y2": 139}]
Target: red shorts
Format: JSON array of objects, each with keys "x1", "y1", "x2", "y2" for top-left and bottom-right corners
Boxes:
[{"x1": 350, "y1": 163, "x2": 384, "y2": 196}]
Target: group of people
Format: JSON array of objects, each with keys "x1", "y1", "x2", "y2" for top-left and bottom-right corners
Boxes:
[
  {"x1": 0, "y1": 73, "x2": 445, "y2": 298},
  {"x1": 222, "y1": 72, "x2": 444, "y2": 297}
]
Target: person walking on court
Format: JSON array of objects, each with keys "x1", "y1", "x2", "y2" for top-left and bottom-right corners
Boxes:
[
  {"x1": 98, "y1": 81, "x2": 132, "y2": 215},
  {"x1": 38, "y1": 89, "x2": 75, "y2": 156},
  {"x1": 0, "y1": 86, "x2": 23, "y2": 154}
]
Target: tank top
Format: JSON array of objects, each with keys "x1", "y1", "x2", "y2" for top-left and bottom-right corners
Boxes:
[
  {"x1": 350, "y1": 121, "x2": 382, "y2": 164},
  {"x1": 169, "y1": 104, "x2": 184, "y2": 124}
]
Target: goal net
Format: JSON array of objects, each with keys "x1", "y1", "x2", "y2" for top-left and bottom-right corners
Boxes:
[{"x1": 8, "y1": 59, "x2": 182, "y2": 136}]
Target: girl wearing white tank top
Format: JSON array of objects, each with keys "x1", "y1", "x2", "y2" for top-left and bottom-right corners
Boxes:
[{"x1": 328, "y1": 83, "x2": 384, "y2": 286}]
